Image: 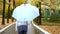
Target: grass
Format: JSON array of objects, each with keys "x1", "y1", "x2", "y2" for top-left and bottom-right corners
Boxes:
[
  {"x1": 41, "y1": 20, "x2": 60, "y2": 26},
  {"x1": 34, "y1": 18, "x2": 60, "y2": 26}
]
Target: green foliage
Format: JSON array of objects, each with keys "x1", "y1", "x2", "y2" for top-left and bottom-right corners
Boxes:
[
  {"x1": 42, "y1": 0, "x2": 60, "y2": 10},
  {"x1": 5, "y1": 9, "x2": 13, "y2": 18},
  {"x1": 41, "y1": 9, "x2": 60, "y2": 21},
  {"x1": 47, "y1": 10, "x2": 60, "y2": 21}
]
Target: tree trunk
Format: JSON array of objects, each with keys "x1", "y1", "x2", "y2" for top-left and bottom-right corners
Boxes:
[
  {"x1": 2, "y1": 0, "x2": 5, "y2": 25},
  {"x1": 12, "y1": 0, "x2": 15, "y2": 22},
  {"x1": 7, "y1": 0, "x2": 11, "y2": 23},
  {"x1": 38, "y1": 2, "x2": 41, "y2": 25}
]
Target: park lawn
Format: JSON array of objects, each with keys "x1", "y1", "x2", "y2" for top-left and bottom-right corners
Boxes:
[
  {"x1": 39, "y1": 20, "x2": 60, "y2": 34},
  {"x1": 42, "y1": 20, "x2": 60, "y2": 26}
]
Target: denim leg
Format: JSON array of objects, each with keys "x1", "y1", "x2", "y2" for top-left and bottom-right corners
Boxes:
[
  {"x1": 18, "y1": 30, "x2": 27, "y2": 34},
  {"x1": 17, "y1": 25, "x2": 27, "y2": 34},
  {"x1": 23, "y1": 30, "x2": 27, "y2": 34},
  {"x1": 18, "y1": 31, "x2": 22, "y2": 34}
]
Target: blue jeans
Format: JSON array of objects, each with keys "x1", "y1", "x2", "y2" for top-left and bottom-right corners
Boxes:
[{"x1": 17, "y1": 25, "x2": 28, "y2": 34}]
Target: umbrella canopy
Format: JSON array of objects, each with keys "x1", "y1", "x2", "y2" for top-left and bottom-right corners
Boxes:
[{"x1": 12, "y1": 4, "x2": 39, "y2": 21}]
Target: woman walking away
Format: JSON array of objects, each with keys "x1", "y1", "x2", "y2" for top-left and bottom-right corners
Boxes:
[{"x1": 12, "y1": 0, "x2": 39, "y2": 34}]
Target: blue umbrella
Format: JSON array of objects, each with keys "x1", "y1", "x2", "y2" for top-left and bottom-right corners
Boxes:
[{"x1": 12, "y1": 4, "x2": 39, "y2": 21}]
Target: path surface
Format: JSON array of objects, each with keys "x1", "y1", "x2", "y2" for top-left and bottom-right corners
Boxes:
[
  {"x1": 0, "y1": 22, "x2": 37, "y2": 34},
  {"x1": 27, "y1": 22, "x2": 35, "y2": 34}
]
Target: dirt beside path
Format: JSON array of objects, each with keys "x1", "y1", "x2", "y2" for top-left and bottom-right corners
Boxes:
[
  {"x1": 0, "y1": 18, "x2": 15, "y2": 30},
  {"x1": 39, "y1": 25, "x2": 60, "y2": 34}
]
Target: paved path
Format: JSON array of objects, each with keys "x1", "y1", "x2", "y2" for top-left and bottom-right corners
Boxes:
[
  {"x1": 27, "y1": 22, "x2": 35, "y2": 34},
  {"x1": 0, "y1": 22, "x2": 35, "y2": 34}
]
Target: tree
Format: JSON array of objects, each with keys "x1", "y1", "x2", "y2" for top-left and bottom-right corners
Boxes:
[
  {"x1": 7, "y1": 0, "x2": 11, "y2": 23},
  {"x1": 2, "y1": 0, "x2": 5, "y2": 25},
  {"x1": 41, "y1": 0, "x2": 60, "y2": 21},
  {"x1": 12, "y1": 0, "x2": 15, "y2": 22}
]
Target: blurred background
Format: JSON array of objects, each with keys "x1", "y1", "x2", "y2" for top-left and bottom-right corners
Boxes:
[
  {"x1": 0, "y1": 0, "x2": 60, "y2": 34},
  {"x1": 0, "y1": 0, "x2": 60, "y2": 29}
]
